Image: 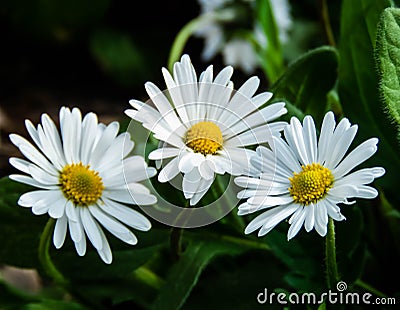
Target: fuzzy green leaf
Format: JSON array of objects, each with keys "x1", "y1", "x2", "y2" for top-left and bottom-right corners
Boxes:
[
  {"x1": 376, "y1": 7, "x2": 400, "y2": 144},
  {"x1": 338, "y1": 0, "x2": 400, "y2": 193}
]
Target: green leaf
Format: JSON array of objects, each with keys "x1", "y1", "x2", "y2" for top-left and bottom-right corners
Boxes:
[
  {"x1": 270, "y1": 46, "x2": 338, "y2": 123},
  {"x1": 264, "y1": 228, "x2": 326, "y2": 293},
  {"x1": 23, "y1": 300, "x2": 87, "y2": 310},
  {"x1": 183, "y1": 250, "x2": 287, "y2": 310},
  {"x1": 151, "y1": 240, "x2": 247, "y2": 310},
  {"x1": 256, "y1": 0, "x2": 285, "y2": 82},
  {"x1": 338, "y1": 0, "x2": 400, "y2": 193},
  {"x1": 0, "y1": 177, "x2": 47, "y2": 268},
  {"x1": 49, "y1": 229, "x2": 169, "y2": 308},
  {"x1": 375, "y1": 8, "x2": 400, "y2": 144}
]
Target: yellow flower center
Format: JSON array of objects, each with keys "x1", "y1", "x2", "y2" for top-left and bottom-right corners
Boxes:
[
  {"x1": 185, "y1": 121, "x2": 223, "y2": 155},
  {"x1": 288, "y1": 163, "x2": 334, "y2": 205},
  {"x1": 59, "y1": 163, "x2": 104, "y2": 206}
]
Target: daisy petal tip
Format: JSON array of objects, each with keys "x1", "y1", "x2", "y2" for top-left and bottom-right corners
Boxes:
[
  {"x1": 373, "y1": 167, "x2": 386, "y2": 178},
  {"x1": 147, "y1": 167, "x2": 158, "y2": 178}
]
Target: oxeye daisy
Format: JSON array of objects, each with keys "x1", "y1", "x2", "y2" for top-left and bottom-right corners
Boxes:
[
  {"x1": 125, "y1": 54, "x2": 287, "y2": 206},
  {"x1": 9, "y1": 107, "x2": 157, "y2": 264},
  {"x1": 235, "y1": 112, "x2": 385, "y2": 239}
]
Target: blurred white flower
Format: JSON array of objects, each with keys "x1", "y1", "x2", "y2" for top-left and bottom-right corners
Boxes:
[
  {"x1": 194, "y1": 0, "x2": 292, "y2": 73},
  {"x1": 9, "y1": 107, "x2": 157, "y2": 264}
]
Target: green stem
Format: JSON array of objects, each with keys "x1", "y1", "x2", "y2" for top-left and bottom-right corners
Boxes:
[
  {"x1": 354, "y1": 279, "x2": 388, "y2": 298},
  {"x1": 133, "y1": 266, "x2": 165, "y2": 290},
  {"x1": 170, "y1": 201, "x2": 191, "y2": 260},
  {"x1": 214, "y1": 177, "x2": 245, "y2": 232},
  {"x1": 38, "y1": 218, "x2": 68, "y2": 285},
  {"x1": 168, "y1": 16, "x2": 204, "y2": 71},
  {"x1": 325, "y1": 218, "x2": 339, "y2": 289},
  {"x1": 318, "y1": 0, "x2": 336, "y2": 47}
]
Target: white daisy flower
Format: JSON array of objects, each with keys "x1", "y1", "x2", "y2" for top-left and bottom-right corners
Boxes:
[
  {"x1": 125, "y1": 54, "x2": 287, "y2": 206},
  {"x1": 9, "y1": 107, "x2": 157, "y2": 264},
  {"x1": 235, "y1": 112, "x2": 385, "y2": 239},
  {"x1": 270, "y1": 0, "x2": 292, "y2": 43}
]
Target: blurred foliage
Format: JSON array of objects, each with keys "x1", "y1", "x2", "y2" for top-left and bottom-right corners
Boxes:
[{"x1": 1, "y1": 0, "x2": 400, "y2": 309}]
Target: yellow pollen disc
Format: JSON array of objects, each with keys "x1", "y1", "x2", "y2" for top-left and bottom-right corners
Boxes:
[
  {"x1": 185, "y1": 121, "x2": 223, "y2": 155},
  {"x1": 59, "y1": 162, "x2": 104, "y2": 206},
  {"x1": 288, "y1": 163, "x2": 334, "y2": 205}
]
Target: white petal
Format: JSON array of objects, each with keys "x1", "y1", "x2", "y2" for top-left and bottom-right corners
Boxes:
[
  {"x1": 100, "y1": 197, "x2": 152, "y2": 231},
  {"x1": 183, "y1": 168, "x2": 202, "y2": 199},
  {"x1": 224, "y1": 123, "x2": 276, "y2": 147},
  {"x1": 9, "y1": 157, "x2": 32, "y2": 174},
  {"x1": 41, "y1": 114, "x2": 66, "y2": 169},
  {"x1": 272, "y1": 137, "x2": 301, "y2": 173},
  {"x1": 29, "y1": 165, "x2": 58, "y2": 185},
  {"x1": 103, "y1": 189, "x2": 157, "y2": 205},
  {"x1": 355, "y1": 185, "x2": 378, "y2": 199},
  {"x1": 247, "y1": 194, "x2": 293, "y2": 207},
  {"x1": 80, "y1": 207, "x2": 103, "y2": 250},
  {"x1": 238, "y1": 202, "x2": 276, "y2": 216},
  {"x1": 213, "y1": 66, "x2": 233, "y2": 86},
  {"x1": 65, "y1": 200, "x2": 78, "y2": 222},
  {"x1": 53, "y1": 215, "x2": 68, "y2": 249},
  {"x1": 48, "y1": 195, "x2": 67, "y2": 219},
  {"x1": 148, "y1": 148, "x2": 180, "y2": 160},
  {"x1": 69, "y1": 217, "x2": 83, "y2": 242},
  {"x1": 18, "y1": 190, "x2": 53, "y2": 207},
  {"x1": 158, "y1": 157, "x2": 180, "y2": 182},
  {"x1": 189, "y1": 176, "x2": 214, "y2": 206},
  {"x1": 90, "y1": 122, "x2": 120, "y2": 168},
  {"x1": 284, "y1": 117, "x2": 309, "y2": 165},
  {"x1": 199, "y1": 159, "x2": 216, "y2": 180},
  {"x1": 96, "y1": 225, "x2": 113, "y2": 264},
  {"x1": 74, "y1": 236, "x2": 87, "y2": 256},
  {"x1": 80, "y1": 112, "x2": 98, "y2": 165},
  {"x1": 162, "y1": 68, "x2": 189, "y2": 124},
  {"x1": 10, "y1": 135, "x2": 58, "y2": 176},
  {"x1": 335, "y1": 167, "x2": 385, "y2": 187},
  {"x1": 89, "y1": 205, "x2": 137, "y2": 245},
  {"x1": 314, "y1": 202, "x2": 328, "y2": 237},
  {"x1": 145, "y1": 82, "x2": 183, "y2": 131},
  {"x1": 244, "y1": 204, "x2": 298, "y2": 235},
  {"x1": 304, "y1": 204, "x2": 315, "y2": 232},
  {"x1": 287, "y1": 207, "x2": 307, "y2": 240},
  {"x1": 325, "y1": 125, "x2": 358, "y2": 169},
  {"x1": 9, "y1": 174, "x2": 58, "y2": 190},
  {"x1": 317, "y1": 112, "x2": 336, "y2": 163},
  {"x1": 219, "y1": 148, "x2": 255, "y2": 175},
  {"x1": 326, "y1": 203, "x2": 346, "y2": 221},
  {"x1": 329, "y1": 184, "x2": 359, "y2": 199},
  {"x1": 333, "y1": 138, "x2": 378, "y2": 178},
  {"x1": 178, "y1": 152, "x2": 204, "y2": 173},
  {"x1": 302, "y1": 116, "x2": 317, "y2": 163}
]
